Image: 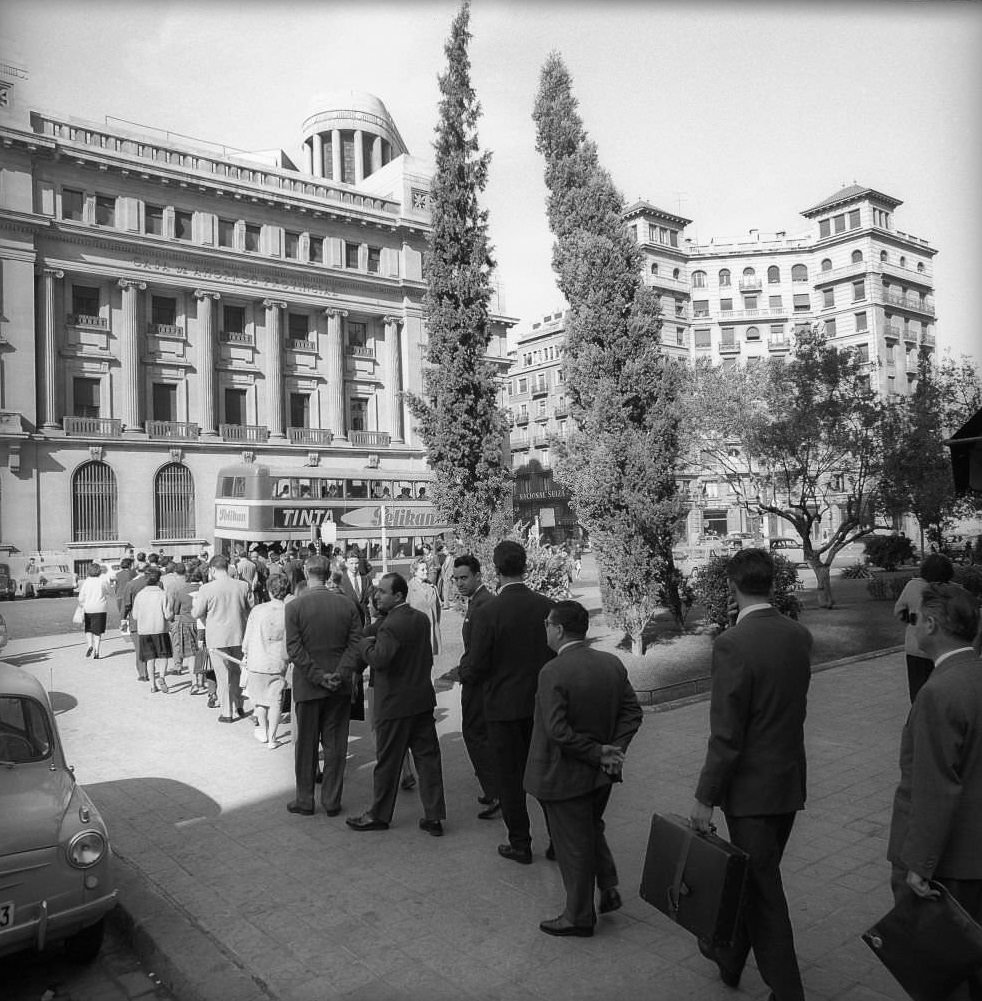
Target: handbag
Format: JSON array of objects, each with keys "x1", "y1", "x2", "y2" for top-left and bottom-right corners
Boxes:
[
  {"x1": 72, "y1": 605, "x2": 84, "y2": 627},
  {"x1": 862, "y1": 881, "x2": 982, "y2": 1001}
]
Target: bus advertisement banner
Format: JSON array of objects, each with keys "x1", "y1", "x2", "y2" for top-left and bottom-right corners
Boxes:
[
  {"x1": 215, "y1": 504, "x2": 251, "y2": 530},
  {"x1": 272, "y1": 505, "x2": 444, "y2": 532}
]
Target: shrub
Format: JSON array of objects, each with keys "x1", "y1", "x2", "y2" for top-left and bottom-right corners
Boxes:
[
  {"x1": 841, "y1": 561, "x2": 874, "y2": 579},
  {"x1": 690, "y1": 552, "x2": 802, "y2": 632},
  {"x1": 863, "y1": 535, "x2": 915, "y2": 571},
  {"x1": 866, "y1": 575, "x2": 909, "y2": 600},
  {"x1": 954, "y1": 565, "x2": 982, "y2": 598},
  {"x1": 522, "y1": 534, "x2": 574, "y2": 600}
]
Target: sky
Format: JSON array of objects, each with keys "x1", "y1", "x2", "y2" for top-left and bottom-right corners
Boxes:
[{"x1": 3, "y1": 0, "x2": 981, "y2": 363}]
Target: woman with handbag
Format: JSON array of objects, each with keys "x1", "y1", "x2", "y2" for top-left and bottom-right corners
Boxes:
[
  {"x1": 131, "y1": 568, "x2": 174, "y2": 693},
  {"x1": 77, "y1": 562, "x2": 113, "y2": 659}
]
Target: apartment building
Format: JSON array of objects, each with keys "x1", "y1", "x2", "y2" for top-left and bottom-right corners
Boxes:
[
  {"x1": 0, "y1": 62, "x2": 513, "y2": 567},
  {"x1": 509, "y1": 184, "x2": 937, "y2": 544}
]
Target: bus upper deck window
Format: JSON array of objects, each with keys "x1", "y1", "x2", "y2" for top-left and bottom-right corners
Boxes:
[
  {"x1": 220, "y1": 476, "x2": 235, "y2": 497},
  {"x1": 273, "y1": 478, "x2": 292, "y2": 498},
  {"x1": 396, "y1": 481, "x2": 413, "y2": 499},
  {"x1": 232, "y1": 477, "x2": 245, "y2": 497},
  {"x1": 298, "y1": 479, "x2": 313, "y2": 498},
  {"x1": 414, "y1": 483, "x2": 429, "y2": 500},
  {"x1": 347, "y1": 479, "x2": 368, "y2": 499},
  {"x1": 319, "y1": 479, "x2": 342, "y2": 499}
]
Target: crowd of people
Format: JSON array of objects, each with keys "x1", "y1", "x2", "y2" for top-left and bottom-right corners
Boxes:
[{"x1": 74, "y1": 539, "x2": 982, "y2": 1000}]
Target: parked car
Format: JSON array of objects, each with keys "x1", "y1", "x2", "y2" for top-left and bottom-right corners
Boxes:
[
  {"x1": 0, "y1": 563, "x2": 16, "y2": 601},
  {"x1": 0, "y1": 666, "x2": 117, "y2": 961},
  {"x1": 769, "y1": 537, "x2": 807, "y2": 566},
  {"x1": 724, "y1": 532, "x2": 755, "y2": 551}
]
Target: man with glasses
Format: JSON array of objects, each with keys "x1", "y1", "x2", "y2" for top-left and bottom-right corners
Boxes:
[
  {"x1": 887, "y1": 582, "x2": 982, "y2": 999},
  {"x1": 525, "y1": 601, "x2": 642, "y2": 937}
]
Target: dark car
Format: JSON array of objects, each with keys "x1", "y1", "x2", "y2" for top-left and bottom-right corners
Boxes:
[{"x1": 0, "y1": 564, "x2": 15, "y2": 601}]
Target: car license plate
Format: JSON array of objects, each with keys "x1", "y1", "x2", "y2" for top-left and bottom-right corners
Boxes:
[{"x1": 0, "y1": 900, "x2": 13, "y2": 929}]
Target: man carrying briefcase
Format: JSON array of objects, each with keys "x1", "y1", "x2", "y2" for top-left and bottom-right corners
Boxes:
[{"x1": 690, "y1": 548, "x2": 811, "y2": 1001}]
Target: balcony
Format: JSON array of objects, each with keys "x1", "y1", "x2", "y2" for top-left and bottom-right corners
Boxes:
[
  {"x1": 880, "y1": 291, "x2": 935, "y2": 316},
  {"x1": 902, "y1": 328, "x2": 919, "y2": 344},
  {"x1": 148, "y1": 323, "x2": 185, "y2": 338},
  {"x1": 145, "y1": 420, "x2": 200, "y2": 441},
  {"x1": 66, "y1": 313, "x2": 108, "y2": 328},
  {"x1": 884, "y1": 323, "x2": 901, "y2": 339},
  {"x1": 532, "y1": 383, "x2": 549, "y2": 397},
  {"x1": 515, "y1": 413, "x2": 529, "y2": 425},
  {"x1": 768, "y1": 338, "x2": 790, "y2": 353},
  {"x1": 738, "y1": 277, "x2": 762, "y2": 291},
  {"x1": 349, "y1": 430, "x2": 391, "y2": 448},
  {"x1": 921, "y1": 332, "x2": 936, "y2": 347},
  {"x1": 346, "y1": 345, "x2": 375, "y2": 360},
  {"x1": 220, "y1": 424, "x2": 269, "y2": 443},
  {"x1": 288, "y1": 427, "x2": 334, "y2": 446},
  {"x1": 220, "y1": 330, "x2": 254, "y2": 345},
  {"x1": 290, "y1": 338, "x2": 317, "y2": 352},
  {"x1": 63, "y1": 416, "x2": 122, "y2": 437},
  {"x1": 719, "y1": 340, "x2": 741, "y2": 355},
  {"x1": 553, "y1": 405, "x2": 569, "y2": 418}
]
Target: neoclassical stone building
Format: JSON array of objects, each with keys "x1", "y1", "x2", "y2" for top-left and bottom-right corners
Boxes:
[{"x1": 0, "y1": 63, "x2": 513, "y2": 569}]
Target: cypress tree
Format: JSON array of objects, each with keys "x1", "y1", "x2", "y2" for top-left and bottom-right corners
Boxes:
[
  {"x1": 532, "y1": 53, "x2": 688, "y2": 652},
  {"x1": 406, "y1": 1, "x2": 511, "y2": 557}
]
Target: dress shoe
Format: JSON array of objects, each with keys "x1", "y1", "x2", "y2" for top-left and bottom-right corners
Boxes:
[
  {"x1": 497, "y1": 844, "x2": 533, "y2": 865},
  {"x1": 698, "y1": 938, "x2": 741, "y2": 988},
  {"x1": 345, "y1": 814, "x2": 389, "y2": 832},
  {"x1": 236, "y1": 706, "x2": 252, "y2": 719},
  {"x1": 217, "y1": 715, "x2": 235, "y2": 723},
  {"x1": 323, "y1": 806, "x2": 341, "y2": 817},
  {"x1": 206, "y1": 694, "x2": 218, "y2": 707},
  {"x1": 418, "y1": 819, "x2": 444, "y2": 837},
  {"x1": 599, "y1": 888, "x2": 622, "y2": 914},
  {"x1": 286, "y1": 801, "x2": 315, "y2": 816},
  {"x1": 539, "y1": 917, "x2": 593, "y2": 938},
  {"x1": 477, "y1": 799, "x2": 501, "y2": 820},
  {"x1": 545, "y1": 842, "x2": 557, "y2": 861},
  {"x1": 85, "y1": 648, "x2": 93, "y2": 658},
  {"x1": 477, "y1": 795, "x2": 495, "y2": 806}
]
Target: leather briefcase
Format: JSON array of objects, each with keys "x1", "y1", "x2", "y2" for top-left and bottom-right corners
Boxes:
[
  {"x1": 640, "y1": 812, "x2": 749, "y2": 948},
  {"x1": 862, "y1": 882, "x2": 982, "y2": 1001}
]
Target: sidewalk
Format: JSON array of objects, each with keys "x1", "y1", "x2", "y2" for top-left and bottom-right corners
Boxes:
[{"x1": 2, "y1": 626, "x2": 908, "y2": 1001}]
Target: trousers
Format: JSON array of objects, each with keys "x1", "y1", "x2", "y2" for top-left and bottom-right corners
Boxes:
[
  {"x1": 487, "y1": 717, "x2": 535, "y2": 850},
  {"x1": 294, "y1": 693, "x2": 351, "y2": 812},
  {"x1": 461, "y1": 681, "x2": 496, "y2": 800},
  {"x1": 371, "y1": 711, "x2": 445, "y2": 825}
]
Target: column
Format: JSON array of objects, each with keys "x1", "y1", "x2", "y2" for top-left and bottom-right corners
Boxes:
[
  {"x1": 193, "y1": 289, "x2": 220, "y2": 435},
  {"x1": 354, "y1": 129, "x2": 365, "y2": 184},
  {"x1": 262, "y1": 299, "x2": 286, "y2": 438},
  {"x1": 323, "y1": 307, "x2": 347, "y2": 439},
  {"x1": 382, "y1": 315, "x2": 404, "y2": 442},
  {"x1": 117, "y1": 279, "x2": 146, "y2": 432},
  {"x1": 312, "y1": 133, "x2": 324, "y2": 178},
  {"x1": 331, "y1": 129, "x2": 342, "y2": 183},
  {"x1": 370, "y1": 135, "x2": 382, "y2": 176},
  {"x1": 303, "y1": 139, "x2": 313, "y2": 175},
  {"x1": 39, "y1": 268, "x2": 64, "y2": 429}
]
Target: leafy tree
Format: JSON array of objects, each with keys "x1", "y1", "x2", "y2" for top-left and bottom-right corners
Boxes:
[
  {"x1": 406, "y1": 1, "x2": 511, "y2": 559},
  {"x1": 532, "y1": 52, "x2": 688, "y2": 652},
  {"x1": 690, "y1": 552, "x2": 802, "y2": 632},
  {"x1": 688, "y1": 326, "x2": 890, "y2": 608}
]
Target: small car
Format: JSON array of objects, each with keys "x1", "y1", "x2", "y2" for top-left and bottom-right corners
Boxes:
[
  {"x1": 32, "y1": 563, "x2": 78, "y2": 597},
  {"x1": 769, "y1": 537, "x2": 807, "y2": 566},
  {"x1": 0, "y1": 665, "x2": 117, "y2": 961}
]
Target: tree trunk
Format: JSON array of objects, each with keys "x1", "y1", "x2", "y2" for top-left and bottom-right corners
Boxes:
[
  {"x1": 630, "y1": 629, "x2": 644, "y2": 656},
  {"x1": 813, "y1": 560, "x2": 835, "y2": 608}
]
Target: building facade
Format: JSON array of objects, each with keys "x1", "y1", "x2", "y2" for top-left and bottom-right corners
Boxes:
[
  {"x1": 508, "y1": 185, "x2": 937, "y2": 544},
  {"x1": 0, "y1": 65, "x2": 513, "y2": 571}
]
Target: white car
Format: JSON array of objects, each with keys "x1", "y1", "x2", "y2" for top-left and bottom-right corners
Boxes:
[{"x1": 769, "y1": 537, "x2": 807, "y2": 566}]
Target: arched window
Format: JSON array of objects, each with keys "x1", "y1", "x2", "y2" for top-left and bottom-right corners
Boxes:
[
  {"x1": 72, "y1": 461, "x2": 118, "y2": 542},
  {"x1": 746, "y1": 326, "x2": 760, "y2": 340},
  {"x1": 899, "y1": 255, "x2": 906, "y2": 267},
  {"x1": 791, "y1": 264, "x2": 808, "y2": 282},
  {"x1": 880, "y1": 250, "x2": 888, "y2": 263},
  {"x1": 692, "y1": 270, "x2": 707, "y2": 288},
  {"x1": 821, "y1": 258, "x2": 832, "y2": 272},
  {"x1": 851, "y1": 250, "x2": 863, "y2": 264},
  {"x1": 718, "y1": 268, "x2": 731, "y2": 287},
  {"x1": 742, "y1": 267, "x2": 756, "y2": 278},
  {"x1": 673, "y1": 268, "x2": 680, "y2": 279},
  {"x1": 155, "y1": 463, "x2": 196, "y2": 540},
  {"x1": 767, "y1": 266, "x2": 780, "y2": 284},
  {"x1": 916, "y1": 262, "x2": 925, "y2": 273},
  {"x1": 650, "y1": 263, "x2": 658, "y2": 275}
]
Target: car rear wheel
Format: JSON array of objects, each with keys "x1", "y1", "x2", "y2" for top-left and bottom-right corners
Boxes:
[{"x1": 63, "y1": 916, "x2": 106, "y2": 962}]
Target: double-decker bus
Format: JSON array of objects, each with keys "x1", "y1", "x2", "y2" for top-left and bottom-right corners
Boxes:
[{"x1": 213, "y1": 463, "x2": 447, "y2": 570}]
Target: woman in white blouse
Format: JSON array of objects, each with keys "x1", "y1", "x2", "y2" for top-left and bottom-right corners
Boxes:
[
  {"x1": 77, "y1": 562, "x2": 114, "y2": 659},
  {"x1": 241, "y1": 574, "x2": 291, "y2": 748}
]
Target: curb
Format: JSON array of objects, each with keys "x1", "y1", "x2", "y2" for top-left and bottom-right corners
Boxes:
[
  {"x1": 109, "y1": 852, "x2": 275, "y2": 1001},
  {"x1": 635, "y1": 644, "x2": 905, "y2": 712}
]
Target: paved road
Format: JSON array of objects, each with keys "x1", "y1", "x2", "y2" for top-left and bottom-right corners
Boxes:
[
  {"x1": 1, "y1": 618, "x2": 910, "y2": 1001},
  {"x1": 0, "y1": 593, "x2": 95, "y2": 640}
]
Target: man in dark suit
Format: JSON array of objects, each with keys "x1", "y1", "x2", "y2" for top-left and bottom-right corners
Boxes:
[
  {"x1": 338, "y1": 546, "x2": 372, "y2": 625},
  {"x1": 690, "y1": 547, "x2": 811, "y2": 1001},
  {"x1": 346, "y1": 572, "x2": 446, "y2": 835},
  {"x1": 887, "y1": 582, "x2": 982, "y2": 1000},
  {"x1": 525, "y1": 600, "x2": 642, "y2": 937},
  {"x1": 451, "y1": 554, "x2": 498, "y2": 818},
  {"x1": 284, "y1": 556, "x2": 363, "y2": 817},
  {"x1": 464, "y1": 540, "x2": 553, "y2": 864}
]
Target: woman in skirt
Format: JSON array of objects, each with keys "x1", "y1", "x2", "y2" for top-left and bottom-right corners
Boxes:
[
  {"x1": 167, "y1": 563, "x2": 201, "y2": 690},
  {"x1": 77, "y1": 562, "x2": 113, "y2": 659},
  {"x1": 240, "y1": 573, "x2": 291, "y2": 747},
  {"x1": 131, "y1": 568, "x2": 173, "y2": 693}
]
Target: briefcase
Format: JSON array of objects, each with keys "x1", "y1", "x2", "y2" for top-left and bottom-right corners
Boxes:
[
  {"x1": 640, "y1": 812, "x2": 749, "y2": 948},
  {"x1": 862, "y1": 882, "x2": 982, "y2": 1001}
]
